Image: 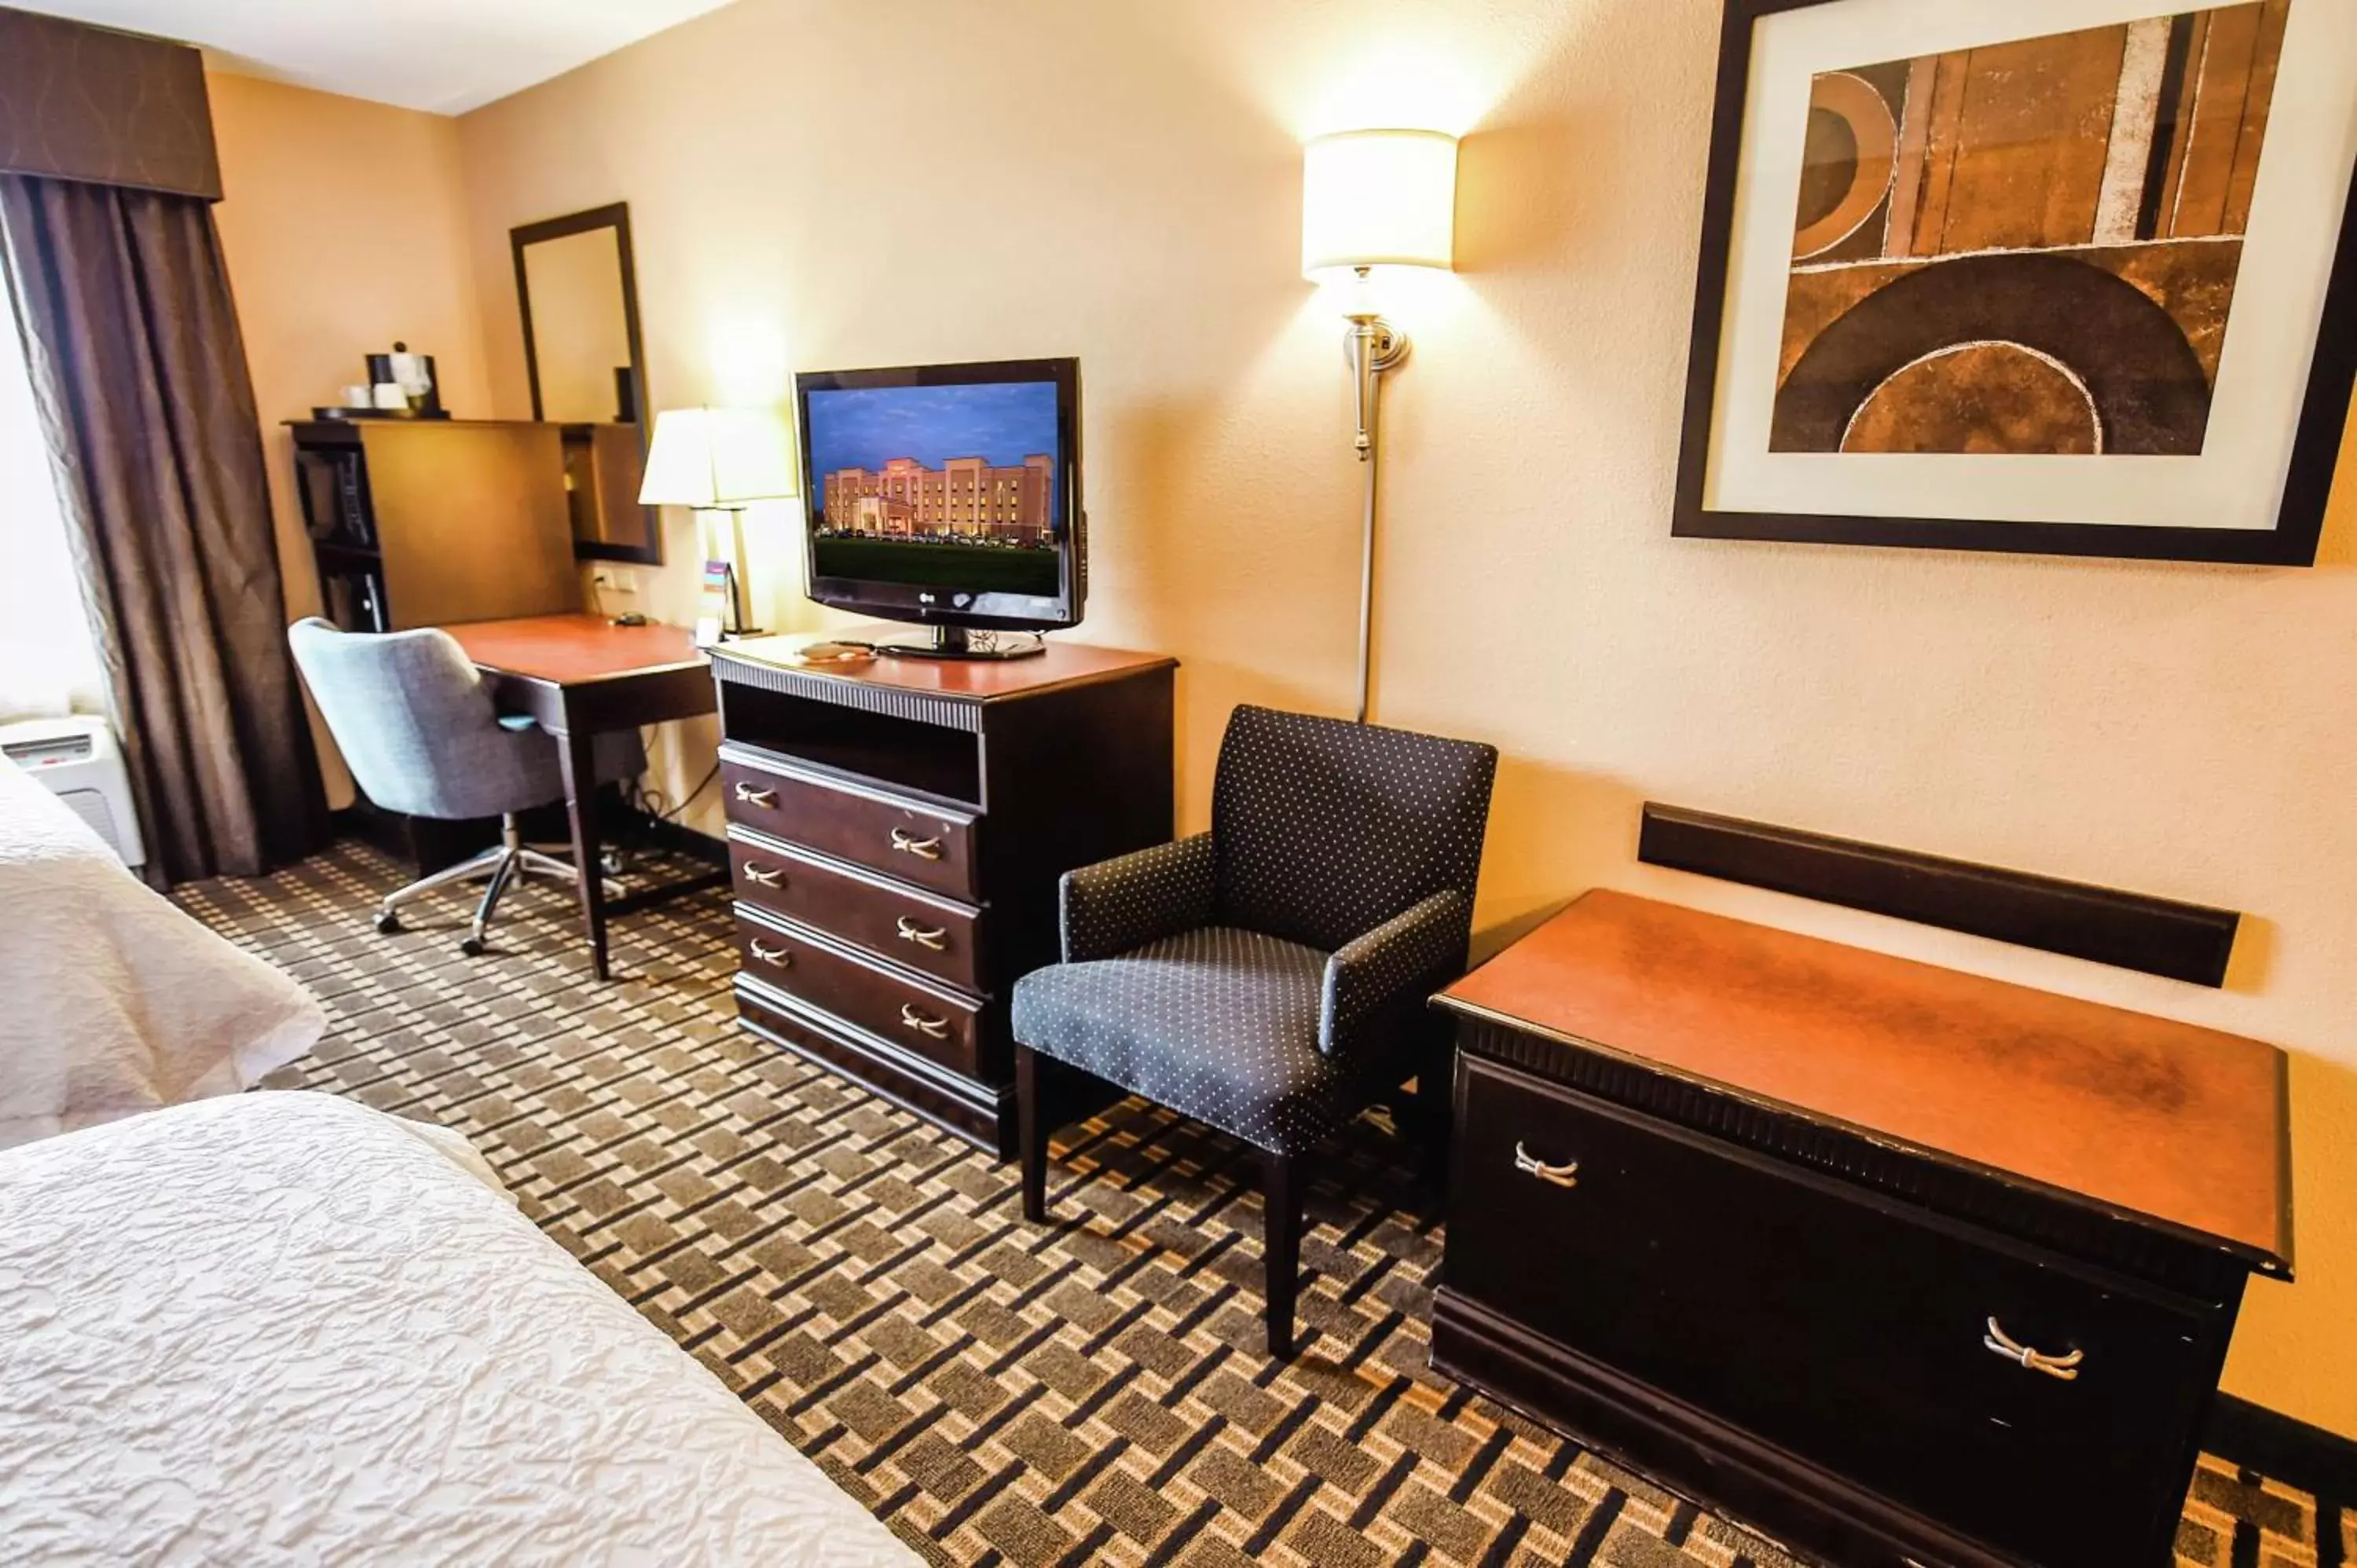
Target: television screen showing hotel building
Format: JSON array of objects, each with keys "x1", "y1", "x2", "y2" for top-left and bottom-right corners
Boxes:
[{"x1": 806, "y1": 381, "x2": 1063, "y2": 597}]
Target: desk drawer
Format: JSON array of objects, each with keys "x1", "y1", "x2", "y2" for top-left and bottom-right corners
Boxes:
[
  {"x1": 735, "y1": 908, "x2": 987, "y2": 1078},
  {"x1": 722, "y1": 753, "x2": 977, "y2": 900},
  {"x1": 729, "y1": 830, "x2": 984, "y2": 993},
  {"x1": 1446, "y1": 1055, "x2": 2212, "y2": 1565}
]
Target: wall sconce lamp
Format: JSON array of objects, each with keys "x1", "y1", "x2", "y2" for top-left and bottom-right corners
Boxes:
[
  {"x1": 1301, "y1": 127, "x2": 1458, "y2": 723},
  {"x1": 639, "y1": 405, "x2": 797, "y2": 646}
]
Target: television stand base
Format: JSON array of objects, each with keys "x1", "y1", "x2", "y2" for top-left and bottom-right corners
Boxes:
[{"x1": 871, "y1": 626, "x2": 1048, "y2": 661}]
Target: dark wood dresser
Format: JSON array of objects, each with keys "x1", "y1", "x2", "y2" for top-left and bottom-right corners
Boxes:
[
  {"x1": 709, "y1": 632, "x2": 1176, "y2": 1156},
  {"x1": 1432, "y1": 890, "x2": 2292, "y2": 1568}
]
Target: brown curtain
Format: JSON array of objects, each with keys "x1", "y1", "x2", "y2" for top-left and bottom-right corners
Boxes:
[{"x1": 0, "y1": 173, "x2": 324, "y2": 883}]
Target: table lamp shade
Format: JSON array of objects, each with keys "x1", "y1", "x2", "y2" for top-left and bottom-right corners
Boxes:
[
  {"x1": 1300, "y1": 129, "x2": 1459, "y2": 281},
  {"x1": 638, "y1": 407, "x2": 797, "y2": 509}
]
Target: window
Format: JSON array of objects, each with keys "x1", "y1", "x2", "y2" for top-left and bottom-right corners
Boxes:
[{"x1": 0, "y1": 308, "x2": 103, "y2": 721}]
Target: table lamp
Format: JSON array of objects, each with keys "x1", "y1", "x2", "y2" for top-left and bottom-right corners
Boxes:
[
  {"x1": 638, "y1": 406, "x2": 797, "y2": 645},
  {"x1": 1300, "y1": 127, "x2": 1458, "y2": 723}
]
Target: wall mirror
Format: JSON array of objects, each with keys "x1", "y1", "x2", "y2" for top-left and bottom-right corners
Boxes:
[{"x1": 511, "y1": 202, "x2": 659, "y2": 565}]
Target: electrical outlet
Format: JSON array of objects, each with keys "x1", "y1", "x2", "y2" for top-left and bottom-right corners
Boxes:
[{"x1": 595, "y1": 567, "x2": 640, "y2": 595}]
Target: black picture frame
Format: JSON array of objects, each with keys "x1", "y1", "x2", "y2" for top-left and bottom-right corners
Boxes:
[
  {"x1": 1672, "y1": 0, "x2": 2357, "y2": 566},
  {"x1": 510, "y1": 202, "x2": 659, "y2": 566}
]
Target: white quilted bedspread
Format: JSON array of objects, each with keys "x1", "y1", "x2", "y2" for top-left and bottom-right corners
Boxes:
[
  {"x1": 0, "y1": 1092, "x2": 920, "y2": 1568},
  {"x1": 0, "y1": 761, "x2": 324, "y2": 1148}
]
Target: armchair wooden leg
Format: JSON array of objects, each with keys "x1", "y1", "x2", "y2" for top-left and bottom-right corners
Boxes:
[
  {"x1": 1263, "y1": 1149, "x2": 1303, "y2": 1359},
  {"x1": 1017, "y1": 1045, "x2": 1050, "y2": 1224}
]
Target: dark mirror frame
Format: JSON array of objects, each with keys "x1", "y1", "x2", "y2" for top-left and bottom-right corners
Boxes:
[{"x1": 511, "y1": 202, "x2": 660, "y2": 566}]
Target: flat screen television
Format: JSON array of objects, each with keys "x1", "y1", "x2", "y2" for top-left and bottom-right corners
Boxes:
[{"x1": 794, "y1": 357, "x2": 1083, "y2": 658}]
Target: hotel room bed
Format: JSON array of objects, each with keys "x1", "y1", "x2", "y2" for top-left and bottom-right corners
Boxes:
[
  {"x1": 0, "y1": 759, "x2": 324, "y2": 1148},
  {"x1": 0, "y1": 1090, "x2": 918, "y2": 1567}
]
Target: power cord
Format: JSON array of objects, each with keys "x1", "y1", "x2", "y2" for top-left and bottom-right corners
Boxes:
[
  {"x1": 610, "y1": 741, "x2": 719, "y2": 876},
  {"x1": 656, "y1": 763, "x2": 720, "y2": 823},
  {"x1": 622, "y1": 760, "x2": 717, "y2": 826}
]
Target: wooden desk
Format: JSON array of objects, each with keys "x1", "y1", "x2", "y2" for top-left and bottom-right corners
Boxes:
[
  {"x1": 1431, "y1": 890, "x2": 2290, "y2": 1568},
  {"x1": 445, "y1": 614, "x2": 720, "y2": 980}
]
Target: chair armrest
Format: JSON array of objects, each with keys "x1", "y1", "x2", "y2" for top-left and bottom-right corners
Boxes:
[
  {"x1": 1060, "y1": 833, "x2": 1218, "y2": 962},
  {"x1": 1320, "y1": 889, "x2": 1469, "y2": 1055}
]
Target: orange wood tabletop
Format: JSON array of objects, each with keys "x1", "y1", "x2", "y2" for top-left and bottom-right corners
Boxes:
[
  {"x1": 1439, "y1": 889, "x2": 2291, "y2": 1269},
  {"x1": 720, "y1": 626, "x2": 1175, "y2": 702},
  {"x1": 444, "y1": 613, "x2": 706, "y2": 684}
]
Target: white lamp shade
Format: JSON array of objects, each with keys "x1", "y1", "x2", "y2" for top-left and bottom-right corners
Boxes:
[
  {"x1": 637, "y1": 406, "x2": 797, "y2": 508},
  {"x1": 1300, "y1": 128, "x2": 1459, "y2": 280}
]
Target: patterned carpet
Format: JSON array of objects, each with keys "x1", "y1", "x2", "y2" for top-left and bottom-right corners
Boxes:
[{"x1": 176, "y1": 838, "x2": 2345, "y2": 1568}]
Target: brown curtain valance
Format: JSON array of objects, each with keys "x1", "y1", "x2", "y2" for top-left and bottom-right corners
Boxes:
[{"x1": 0, "y1": 7, "x2": 219, "y2": 201}]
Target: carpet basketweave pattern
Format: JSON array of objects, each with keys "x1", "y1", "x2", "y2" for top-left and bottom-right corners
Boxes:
[{"x1": 177, "y1": 840, "x2": 2345, "y2": 1568}]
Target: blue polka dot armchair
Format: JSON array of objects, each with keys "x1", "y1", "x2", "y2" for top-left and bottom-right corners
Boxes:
[{"x1": 1010, "y1": 703, "x2": 1497, "y2": 1357}]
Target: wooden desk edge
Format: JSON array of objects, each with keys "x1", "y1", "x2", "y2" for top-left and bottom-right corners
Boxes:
[
  {"x1": 2268, "y1": 1046, "x2": 2297, "y2": 1277},
  {"x1": 1431, "y1": 990, "x2": 2295, "y2": 1279},
  {"x1": 467, "y1": 653, "x2": 710, "y2": 683}
]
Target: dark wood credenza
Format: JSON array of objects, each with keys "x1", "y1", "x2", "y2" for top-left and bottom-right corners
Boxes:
[
  {"x1": 709, "y1": 632, "x2": 1175, "y2": 1156},
  {"x1": 1432, "y1": 890, "x2": 2292, "y2": 1568}
]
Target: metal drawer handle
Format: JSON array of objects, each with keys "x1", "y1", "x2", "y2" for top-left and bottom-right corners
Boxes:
[
  {"x1": 1513, "y1": 1141, "x2": 1579, "y2": 1189},
  {"x1": 900, "y1": 1003, "x2": 950, "y2": 1039},
  {"x1": 734, "y1": 782, "x2": 777, "y2": 808},
  {"x1": 890, "y1": 827, "x2": 945, "y2": 861},
  {"x1": 748, "y1": 938, "x2": 792, "y2": 968},
  {"x1": 1984, "y1": 1318, "x2": 2082, "y2": 1381},
  {"x1": 742, "y1": 863, "x2": 784, "y2": 888},
  {"x1": 896, "y1": 916, "x2": 948, "y2": 951}
]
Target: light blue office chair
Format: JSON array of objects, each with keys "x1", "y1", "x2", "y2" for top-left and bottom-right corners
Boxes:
[{"x1": 288, "y1": 617, "x2": 646, "y2": 954}]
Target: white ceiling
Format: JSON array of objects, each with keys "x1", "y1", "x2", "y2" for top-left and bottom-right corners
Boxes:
[{"x1": 9, "y1": 0, "x2": 739, "y2": 115}]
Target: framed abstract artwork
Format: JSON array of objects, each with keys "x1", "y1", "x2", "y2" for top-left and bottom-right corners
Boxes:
[{"x1": 1673, "y1": 0, "x2": 2357, "y2": 563}]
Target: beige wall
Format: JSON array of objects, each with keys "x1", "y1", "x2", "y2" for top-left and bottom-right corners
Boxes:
[
  {"x1": 210, "y1": 71, "x2": 496, "y2": 805},
  {"x1": 419, "y1": 0, "x2": 2357, "y2": 1433}
]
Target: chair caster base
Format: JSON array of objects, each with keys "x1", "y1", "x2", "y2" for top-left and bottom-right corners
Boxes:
[
  {"x1": 375, "y1": 911, "x2": 401, "y2": 935},
  {"x1": 460, "y1": 936, "x2": 488, "y2": 957}
]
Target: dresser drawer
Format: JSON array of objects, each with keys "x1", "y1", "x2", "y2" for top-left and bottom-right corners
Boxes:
[
  {"x1": 728, "y1": 829, "x2": 984, "y2": 993},
  {"x1": 735, "y1": 908, "x2": 989, "y2": 1078},
  {"x1": 1446, "y1": 1056, "x2": 2212, "y2": 1565},
  {"x1": 721, "y1": 750, "x2": 977, "y2": 900}
]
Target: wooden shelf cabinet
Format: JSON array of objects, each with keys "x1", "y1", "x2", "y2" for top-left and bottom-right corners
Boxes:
[{"x1": 290, "y1": 419, "x2": 580, "y2": 632}]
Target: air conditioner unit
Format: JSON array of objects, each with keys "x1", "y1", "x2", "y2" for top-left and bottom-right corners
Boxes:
[{"x1": 2, "y1": 716, "x2": 146, "y2": 870}]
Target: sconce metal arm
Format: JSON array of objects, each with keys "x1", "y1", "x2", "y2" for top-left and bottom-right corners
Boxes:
[{"x1": 1343, "y1": 269, "x2": 1411, "y2": 724}]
